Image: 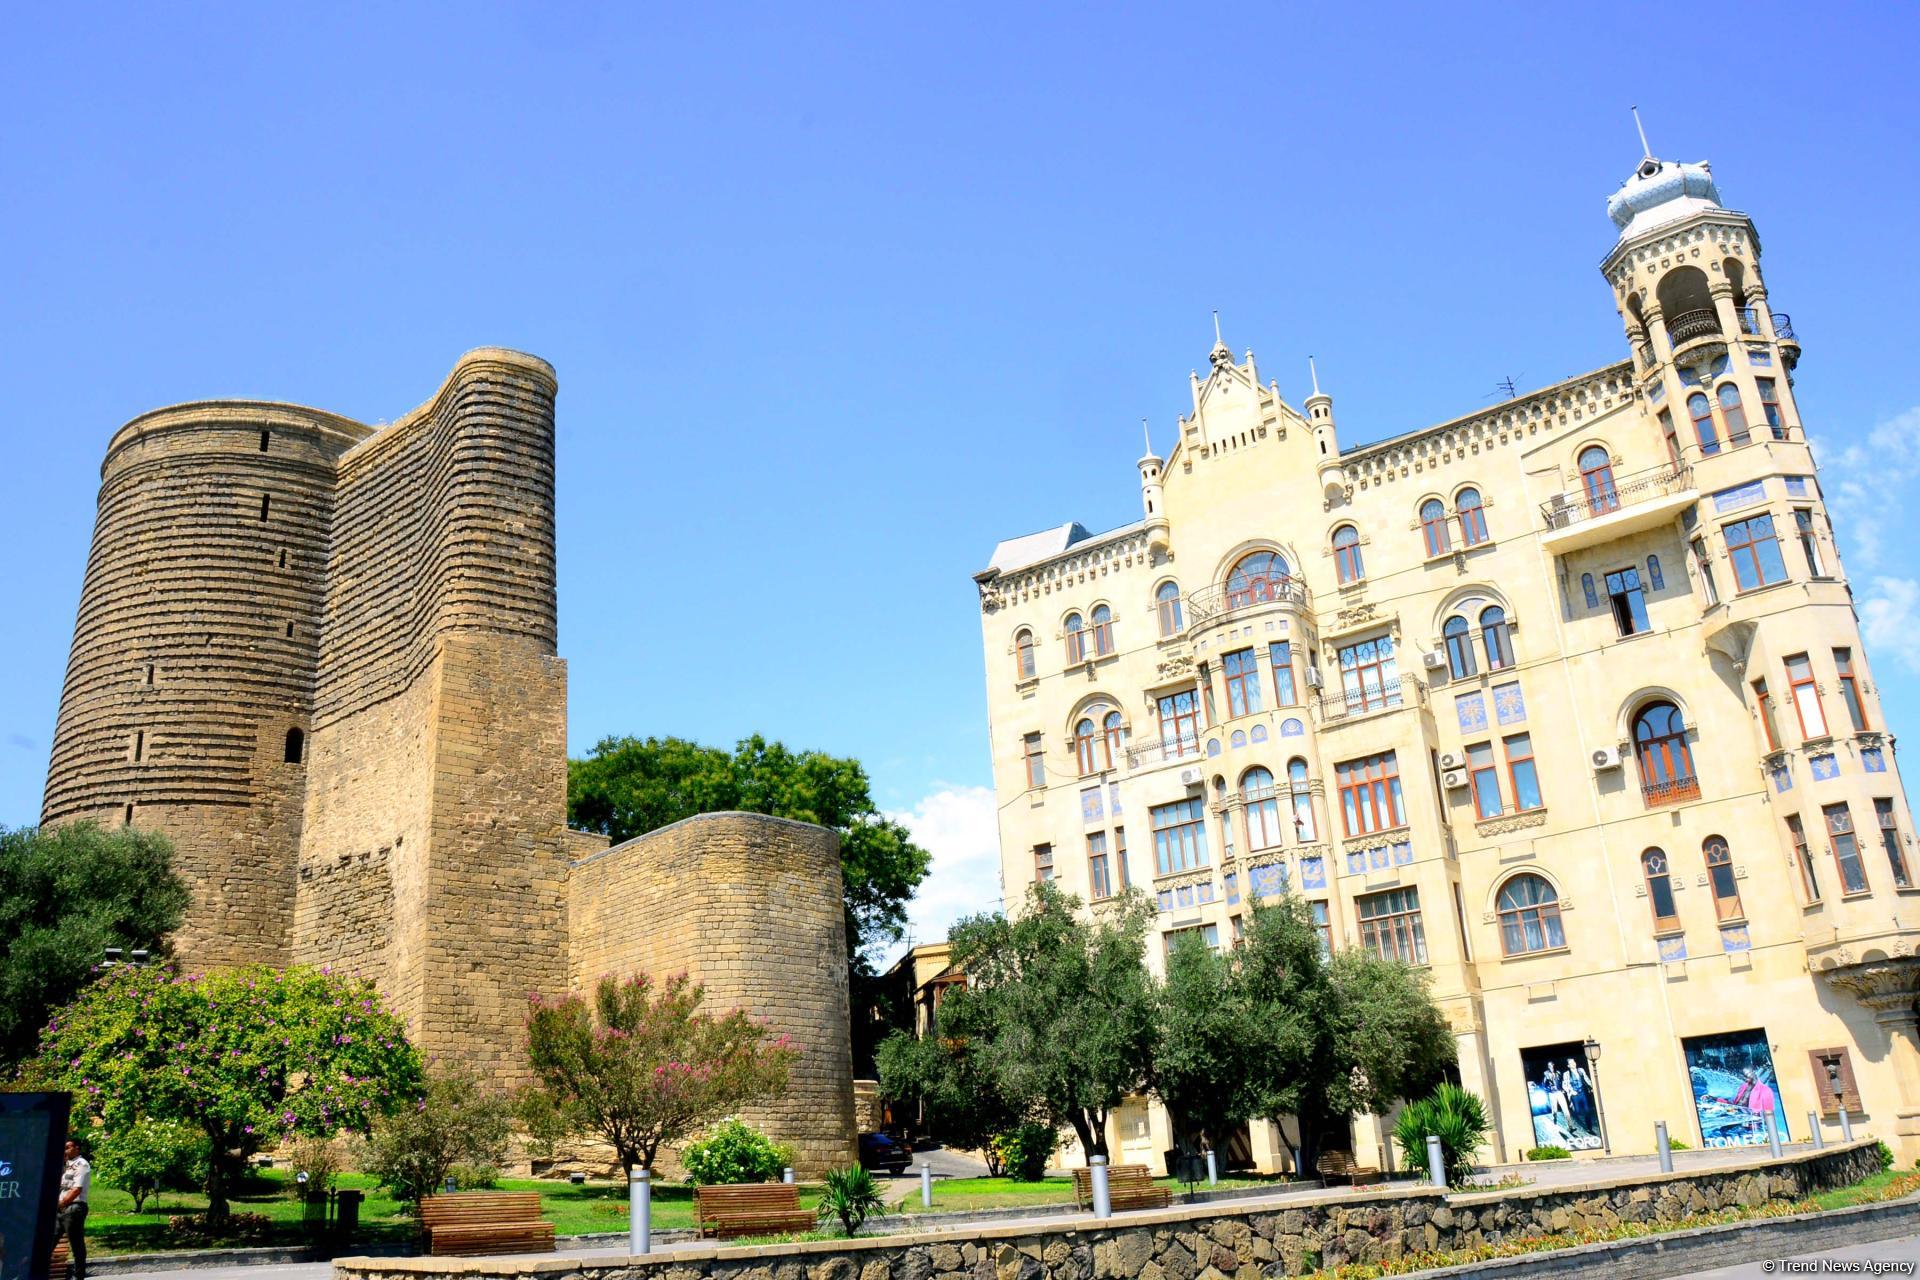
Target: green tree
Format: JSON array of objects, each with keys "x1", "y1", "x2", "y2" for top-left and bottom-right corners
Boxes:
[
  {"x1": 566, "y1": 735, "x2": 933, "y2": 1034},
  {"x1": 91, "y1": 1118, "x2": 208, "y2": 1213},
  {"x1": 524, "y1": 971, "x2": 798, "y2": 1174},
  {"x1": 1152, "y1": 931, "x2": 1258, "y2": 1156},
  {"x1": 1237, "y1": 897, "x2": 1455, "y2": 1170},
  {"x1": 22, "y1": 964, "x2": 422, "y2": 1221},
  {"x1": 680, "y1": 1119, "x2": 795, "y2": 1185},
  {"x1": 361, "y1": 1066, "x2": 513, "y2": 1207},
  {"x1": 875, "y1": 1016, "x2": 1036, "y2": 1176},
  {"x1": 941, "y1": 883, "x2": 1157, "y2": 1160},
  {"x1": 0, "y1": 822, "x2": 190, "y2": 1069}
]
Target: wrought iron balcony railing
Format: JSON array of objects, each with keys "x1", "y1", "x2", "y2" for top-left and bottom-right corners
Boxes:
[
  {"x1": 1736, "y1": 306, "x2": 1762, "y2": 336},
  {"x1": 1540, "y1": 460, "x2": 1692, "y2": 530},
  {"x1": 1667, "y1": 308, "x2": 1722, "y2": 344},
  {"x1": 1185, "y1": 575, "x2": 1311, "y2": 625},
  {"x1": 1642, "y1": 776, "x2": 1701, "y2": 808},
  {"x1": 1772, "y1": 312, "x2": 1797, "y2": 341},
  {"x1": 1313, "y1": 676, "x2": 1421, "y2": 723}
]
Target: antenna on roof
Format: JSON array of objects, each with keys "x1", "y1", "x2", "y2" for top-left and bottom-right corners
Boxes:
[
  {"x1": 1212, "y1": 310, "x2": 1222, "y2": 345},
  {"x1": 1491, "y1": 375, "x2": 1521, "y2": 401},
  {"x1": 1309, "y1": 356, "x2": 1321, "y2": 396},
  {"x1": 1632, "y1": 105, "x2": 1652, "y2": 160}
]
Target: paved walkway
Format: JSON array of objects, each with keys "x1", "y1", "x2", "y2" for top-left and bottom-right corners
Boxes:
[{"x1": 1675, "y1": 1232, "x2": 1920, "y2": 1278}]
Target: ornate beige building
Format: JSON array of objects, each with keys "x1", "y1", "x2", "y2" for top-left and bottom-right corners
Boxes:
[
  {"x1": 41, "y1": 350, "x2": 855, "y2": 1174},
  {"x1": 974, "y1": 153, "x2": 1920, "y2": 1171}
]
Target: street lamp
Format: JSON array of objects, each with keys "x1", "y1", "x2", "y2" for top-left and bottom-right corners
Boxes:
[{"x1": 1583, "y1": 1038, "x2": 1610, "y2": 1154}]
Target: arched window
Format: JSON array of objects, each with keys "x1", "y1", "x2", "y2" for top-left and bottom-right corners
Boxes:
[
  {"x1": 1014, "y1": 629, "x2": 1036, "y2": 681},
  {"x1": 1704, "y1": 835, "x2": 1744, "y2": 921},
  {"x1": 1243, "y1": 767, "x2": 1284, "y2": 851},
  {"x1": 1103, "y1": 710, "x2": 1127, "y2": 762},
  {"x1": 1646, "y1": 555, "x2": 1665, "y2": 591},
  {"x1": 1457, "y1": 488, "x2": 1489, "y2": 547},
  {"x1": 1420, "y1": 499, "x2": 1451, "y2": 557},
  {"x1": 1155, "y1": 581, "x2": 1185, "y2": 636},
  {"x1": 1579, "y1": 446, "x2": 1618, "y2": 515},
  {"x1": 1496, "y1": 873, "x2": 1566, "y2": 956},
  {"x1": 1689, "y1": 392, "x2": 1720, "y2": 455},
  {"x1": 1443, "y1": 615, "x2": 1476, "y2": 679},
  {"x1": 1064, "y1": 613, "x2": 1087, "y2": 662},
  {"x1": 1581, "y1": 573, "x2": 1598, "y2": 609},
  {"x1": 1091, "y1": 604, "x2": 1114, "y2": 657},
  {"x1": 284, "y1": 727, "x2": 305, "y2": 764},
  {"x1": 1717, "y1": 384, "x2": 1749, "y2": 448},
  {"x1": 1332, "y1": 526, "x2": 1364, "y2": 584},
  {"x1": 1288, "y1": 757, "x2": 1316, "y2": 841},
  {"x1": 1480, "y1": 605, "x2": 1513, "y2": 671},
  {"x1": 1642, "y1": 848, "x2": 1680, "y2": 932},
  {"x1": 1634, "y1": 700, "x2": 1698, "y2": 806},
  {"x1": 1075, "y1": 717, "x2": 1101, "y2": 775},
  {"x1": 1227, "y1": 550, "x2": 1290, "y2": 607}
]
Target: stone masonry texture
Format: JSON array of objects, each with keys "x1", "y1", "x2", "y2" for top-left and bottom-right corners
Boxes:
[{"x1": 42, "y1": 349, "x2": 855, "y2": 1169}]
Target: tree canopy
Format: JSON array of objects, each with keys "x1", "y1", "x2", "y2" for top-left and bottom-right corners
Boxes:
[
  {"x1": 1151, "y1": 930, "x2": 1260, "y2": 1154},
  {"x1": 0, "y1": 822, "x2": 190, "y2": 1069}
]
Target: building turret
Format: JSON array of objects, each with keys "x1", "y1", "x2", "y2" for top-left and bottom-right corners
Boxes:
[
  {"x1": 1306, "y1": 358, "x2": 1346, "y2": 505},
  {"x1": 1138, "y1": 419, "x2": 1169, "y2": 553}
]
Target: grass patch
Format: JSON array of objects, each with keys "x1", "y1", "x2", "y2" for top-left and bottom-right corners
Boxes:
[{"x1": 893, "y1": 1172, "x2": 1294, "y2": 1214}]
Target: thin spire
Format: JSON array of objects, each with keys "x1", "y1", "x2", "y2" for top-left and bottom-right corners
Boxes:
[
  {"x1": 1632, "y1": 105, "x2": 1652, "y2": 160},
  {"x1": 1142, "y1": 417, "x2": 1153, "y2": 456},
  {"x1": 1212, "y1": 310, "x2": 1222, "y2": 345},
  {"x1": 1309, "y1": 356, "x2": 1321, "y2": 396}
]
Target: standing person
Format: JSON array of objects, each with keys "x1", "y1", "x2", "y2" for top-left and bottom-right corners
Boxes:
[
  {"x1": 1542, "y1": 1064, "x2": 1573, "y2": 1129},
  {"x1": 1563, "y1": 1057, "x2": 1597, "y2": 1136},
  {"x1": 55, "y1": 1139, "x2": 88, "y2": 1280}
]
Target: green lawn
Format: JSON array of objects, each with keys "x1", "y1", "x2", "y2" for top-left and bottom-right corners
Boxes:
[
  {"x1": 893, "y1": 1172, "x2": 1295, "y2": 1214},
  {"x1": 1807, "y1": 1168, "x2": 1920, "y2": 1211}
]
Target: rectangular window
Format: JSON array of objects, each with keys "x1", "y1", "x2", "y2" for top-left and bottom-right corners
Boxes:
[
  {"x1": 1752, "y1": 678, "x2": 1781, "y2": 752},
  {"x1": 260, "y1": 493, "x2": 272, "y2": 520},
  {"x1": 1268, "y1": 642, "x2": 1297, "y2": 706},
  {"x1": 1466, "y1": 742, "x2": 1502, "y2": 819},
  {"x1": 1114, "y1": 826, "x2": 1130, "y2": 888},
  {"x1": 1504, "y1": 733, "x2": 1542, "y2": 812},
  {"x1": 1725, "y1": 514, "x2": 1790, "y2": 592},
  {"x1": 1311, "y1": 900, "x2": 1332, "y2": 958},
  {"x1": 1606, "y1": 566, "x2": 1650, "y2": 636},
  {"x1": 1087, "y1": 832, "x2": 1112, "y2": 900},
  {"x1": 1691, "y1": 537, "x2": 1719, "y2": 606},
  {"x1": 1787, "y1": 813, "x2": 1820, "y2": 902},
  {"x1": 1876, "y1": 799, "x2": 1911, "y2": 889},
  {"x1": 1757, "y1": 377, "x2": 1786, "y2": 439},
  {"x1": 1336, "y1": 634, "x2": 1400, "y2": 713},
  {"x1": 1157, "y1": 689, "x2": 1200, "y2": 758},
  {"x1": 1151, "y1": 797, "x2": 1208, "y2": 875},
  {"x1": 1356, "y1": 887, "x2": 1427, "y2": 965},
  {"x1": 1022, "y1": 732, "x2": 1045, "y2": 789},
  {"x1": 1658, "y1": 408, "x2": 1681, "y2": 464},
  {"x1": 1825, "y1": 803, "x2": 1869, "y2": 896},
  {"x1": 1336, "y1": 751, "x2": 1405, "y2": 836},
  {"x1": 1223, "y1": 647, "x2": 1262, "y2": 718},
  {"x1": 132, "y1": 729, "x2": 145, "y2": 762},
  {"x1": 1795, "y1": 509, "x2": 1826, "y2": 578},
  {"x1": 1163, "y1": 924, "x2": 1221, "y2": 956},
  {"x1": 1809, "y1": 1047, "x2": 1861, "y2": 1115},
  {"x1": 1786, "y1": 653, "x2": 1829, "y2": 740},
  {"x1": 1835, "y1": 648, "x2": 1867, "y2": 731},
  {"x1": 1033, "y1": 843, "x2": 1054, "y2": 883}
]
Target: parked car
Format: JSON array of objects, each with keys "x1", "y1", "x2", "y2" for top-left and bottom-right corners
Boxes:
[{"x1": 858, "y1": 1130, "x2": 913, "y2": 1174}]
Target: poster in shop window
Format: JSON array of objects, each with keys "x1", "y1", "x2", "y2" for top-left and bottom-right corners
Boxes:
[
  {"x1": 1682, "y1": 1029, "x2": 1790, "y2": 1147},
  {"x1": 0, "y1": 1091, "x2": 70, "y2": 1280},
  {"x1": 1520, "y1": 1042, "x2": 1604, "y2": 1151}
]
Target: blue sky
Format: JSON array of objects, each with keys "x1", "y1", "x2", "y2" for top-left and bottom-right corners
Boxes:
[{"x1": 4, "y1": 3, "x2": 1918, "y2": 954}]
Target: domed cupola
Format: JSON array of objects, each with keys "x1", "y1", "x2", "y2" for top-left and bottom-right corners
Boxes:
[{"x1": 1607, "y1": 156, "x2": 1722, "y2": 243}]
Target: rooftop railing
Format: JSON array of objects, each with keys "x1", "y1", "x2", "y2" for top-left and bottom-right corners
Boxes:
[{"x1": 1185, "y1": 575, "x2": 1311, "y2": 625}]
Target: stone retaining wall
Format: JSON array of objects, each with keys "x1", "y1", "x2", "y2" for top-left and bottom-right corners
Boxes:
[{"x1": 334, "y1": 1142, "x2": 1884, "y2": 1280}]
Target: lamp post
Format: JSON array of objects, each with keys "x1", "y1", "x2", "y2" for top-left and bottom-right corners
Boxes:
[{"x1": 1583, "y1": 1038, "x2": 1610, "y2": 1155}]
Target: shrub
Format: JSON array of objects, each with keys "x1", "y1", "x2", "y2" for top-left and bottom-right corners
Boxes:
[
  {"x1": 284, "y1": 1136, "x2": 341, "y2": 1203},
  {"x1": 362, "y1": 1066, "x2": 513, "y2": 1207},
  {"x1": 990, "y1": 1123, "x2": 1056, "y2": 1182},
  {"x1": 1667, "y1": 1137, "x2": 1690, "y2": 1151},
  {"x1": 513, "y1": 1085, "x2": 578, "y2": 1164},
  {"x1": 94, "y1": 1118, "x2": 209, "y2": 1213},
  {"x1": 1525, "y1": 1145, "x2": 1572, "y2": 1161},
  {"x1": 816, "y1": 1165, "x2": 885, "y2": 1237},
  {"x1": 166, "y1": 1212, "x2": 274, "y2": 1246},
  {"x1": 446, "y1": 1162, "x2": 501, "y2": 1190},
  {"x1": 1873, "y1": 1139, "x2": 1895, "y2": 1172},
  {"x1": 681, "y1": 1119, "x2": 795, "y2": 1185},
  {"x1": 1394, "y1": 1083, "x2": 1490, "y2": 1187}
]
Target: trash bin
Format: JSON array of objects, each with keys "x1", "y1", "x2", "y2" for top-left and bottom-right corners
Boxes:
[{"x1": 335, "y1": 1189, "x2": 362, "y2": 1240}]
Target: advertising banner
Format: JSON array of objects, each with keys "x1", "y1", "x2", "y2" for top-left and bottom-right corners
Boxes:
[
  {"x1": 1683, "y1": 1029, "x2": 1788, "y2": 1147},
  {"x1": 1519, "y1": 1041, "x2": 1604, "y2": 1151},
  {"x1": 0, "y1": 1092, "x2": 71, "y2": 1280}
]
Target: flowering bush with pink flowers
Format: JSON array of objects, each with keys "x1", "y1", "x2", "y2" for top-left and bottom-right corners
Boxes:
[{"x1": 22, "y1": 964, "x2": 422, "y2": 1222}]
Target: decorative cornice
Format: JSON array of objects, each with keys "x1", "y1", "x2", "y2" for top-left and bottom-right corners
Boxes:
[
  {"x1": 978, "y1": 527, "x2": 1155, "y2": 614},
  {"x1": 1476, "y1": 810, "x2": 1549, "y2": 838}
]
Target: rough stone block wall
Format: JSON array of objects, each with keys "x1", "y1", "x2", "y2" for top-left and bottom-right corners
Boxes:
[{"x1": 567, "y1": 812, "x2": 856, "y2": 1177}]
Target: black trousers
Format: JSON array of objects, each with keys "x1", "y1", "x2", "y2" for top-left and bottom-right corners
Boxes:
[{"x1": 57, "y1": 1202, "x2": 86, "y2": 1277}]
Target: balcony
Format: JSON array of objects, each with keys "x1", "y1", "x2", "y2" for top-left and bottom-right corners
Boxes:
[
  {"x1": 1772, "y1": 312, "x2": 1797, "y2": 341},
  {"x1": 1736, "y1": 306, "x2": 1762, "y2": 337},
  {"x1": 1667, "y1": 308, "x2": 1721, "y2": 344},
  {"x1": 1123, "y1": 734, "x2": 1203, "y2": 774},
  {"x1": 1538, "y1": 460, "x2": 1696, "y2": 555},
  {"x1": 1313, "y1": 675, "x2": 1424, "y2": 726},
  {"x1": 1642, "y1": 776, "x2": 1701, "y2": 809},
  {"x1": 1185, "y1": 575, "x2": 1311, "y2": 626}
]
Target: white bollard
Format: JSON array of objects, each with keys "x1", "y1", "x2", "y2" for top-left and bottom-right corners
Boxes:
[
  {"x1": 629, "y1": 1166, "x2": 652, "y2": 1255},
  {"x1": 1655, "y1": 1122, "x2": 1673, "y2": 1173},
  {"x1": 920, "y1": 1159, "x2": 933, "y2": 1209},
  {"x1": 783, "y1": 1167, "x2": 795, "y2": 1184},
  {"x1": 1425, "y1": 1135, "x2": 1446, "y2": 1189},
  {"x1": 1767, "y1": 1109, "x2": 1784, "y2": 1159},
  {"x1": 1809, "y1": 1112, "x2": 1825, "y2": 1150},
  {"x1": 1205, "y1": 1149, "x2": 1218, "y2": 1187},
  {"x1": 1841, "y1": 1110, "x2": 1855, "y2": 1143},
  {"x1": 1090, "y1": 1155, "x2": 1113, "y2": 1219}
]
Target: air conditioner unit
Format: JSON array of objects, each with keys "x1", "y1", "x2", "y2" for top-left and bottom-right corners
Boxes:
[
  {"x1": 1442, "y1": 769, "x2": 1469, "y2": 790},
  {"x1": 1438, "y1": 751, "x2": 1463, "y2": 771},
  {"x1": 1591, "y1": 745, "x2": 1623, "y2": 771},
  {"x1": 1179, "y1": 768, "x2": 1202, "y2": 786},
  {"x1": 1305, "y1": 666, "x2": 1325, "y2": 689},
  {"x1": 1422, "y1": 650, "x2": 1447, "y2": 671}
]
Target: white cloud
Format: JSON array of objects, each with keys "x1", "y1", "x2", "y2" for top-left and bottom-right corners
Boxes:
[
  {"x1": 1815, "y1": 406, "x2": 1920, "y2": 572},
  {"x1": 1861, "y1": 576, "x2": 1920, "y2": 674},
  {"x1": 880, "y1": 784, "x2": 1003, "y2": 967}
]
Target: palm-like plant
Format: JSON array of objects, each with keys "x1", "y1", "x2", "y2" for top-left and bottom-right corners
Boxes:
[
  {"x1": 817, "y1": 1165, "x2": 886, "y2": 1237},
  {"x1": 1394, "y1": 1083, "x2": 1490, "y2": 1187}
]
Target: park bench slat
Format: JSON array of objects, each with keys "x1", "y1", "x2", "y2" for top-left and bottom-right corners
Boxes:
[
  {"x1": 1071, "y1": 1163, "x2": 1172, "y2": 1211},
  {"x1": 695, "y1": 1183, "x2": 816, "y2": 1239},
  {"x1": 419, "y1": 1192, "x2": 554, "y2": 1256}
]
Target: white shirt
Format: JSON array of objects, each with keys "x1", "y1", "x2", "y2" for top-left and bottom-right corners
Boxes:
[{"x1": 60, "y1": 1156, "x2": 90, "y2": 1205}]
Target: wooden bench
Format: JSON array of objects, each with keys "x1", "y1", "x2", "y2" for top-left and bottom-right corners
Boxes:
[
  {"x1": 49, "y1": 1240, "x2": 69, "y2": 1280},
  {"x1": 1315, "y1": 1151, "x2": 1381, "y2": 1186},
  {"x1": 1070, "y1": 1163, "x2": 1172, "y2": 1211},
  {"x1": 694, "y1": 1183, "x2": 816, "y2": 1239},
  {"x1": 418, "y1": 1192, "x2": 556, "y2": 1256}
]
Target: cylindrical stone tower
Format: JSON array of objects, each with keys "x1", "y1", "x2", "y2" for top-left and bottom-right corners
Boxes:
[{"x1": 42, "y1": 402, "x2": 371, "y2": 967}]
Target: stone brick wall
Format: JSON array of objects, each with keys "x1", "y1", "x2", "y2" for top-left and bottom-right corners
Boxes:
[
  {"x1": 335, "y1": 1143, "x2": 1886, "y2": 1280},
  {"x1": 567, "y1": 812, "x2": 856, "y2": 1177}
]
